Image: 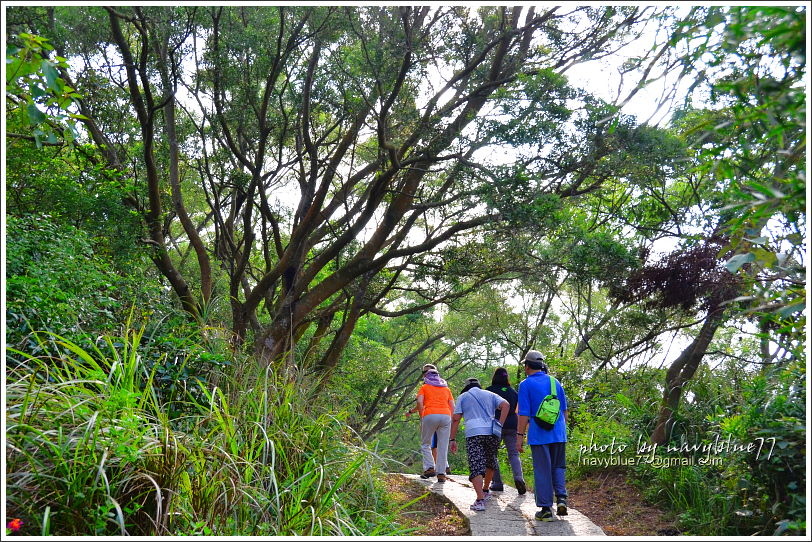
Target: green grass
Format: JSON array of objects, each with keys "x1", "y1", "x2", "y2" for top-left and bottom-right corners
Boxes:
[
  {"x1": 633, "y1": 462, "x2": 736, "y2": 535},
  {"x1": 5, "y1": 322, "x2": 411, "y2": 536}
]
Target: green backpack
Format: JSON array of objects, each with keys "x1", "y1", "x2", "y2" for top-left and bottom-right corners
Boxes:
[{"x1": 533, "y1": 374, "x2": 561, "y2": 430}]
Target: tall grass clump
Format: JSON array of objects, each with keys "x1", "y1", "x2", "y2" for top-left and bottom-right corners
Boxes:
[
  {"x1": 634, "y1": 463, "x2": 736, "y2": 535},
  {"x1": 5, "y1": 321, "x2": 412, "y2": 536},
  {"x1": 629, "y1": 360, "x2": 806, "y2": 536}
]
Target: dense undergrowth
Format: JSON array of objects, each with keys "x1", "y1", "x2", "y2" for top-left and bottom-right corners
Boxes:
[
  {"x1": 560, "y1": 361, "x2": 806, "y2": 536},
  {"x1": 5, "y1": 321, "x2": 416, "y2": 536}
]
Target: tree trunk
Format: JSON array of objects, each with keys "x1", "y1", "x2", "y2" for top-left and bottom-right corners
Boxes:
[{"x1": 650, "y1": 307, "x2": 726, "y2": 445}]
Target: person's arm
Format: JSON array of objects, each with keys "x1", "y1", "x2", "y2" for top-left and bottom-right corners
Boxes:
[
  {"x1": 416, "y1": 394, "x2": 425, "y2": 417},
  {"x1": 559, "y1": 382, "x2": 569, "y2": 424},
  {"x1": 517, "y1": 415, "x2": 529, "y2": 453},
  {"x1": 449, "y1": 413, "x2": 463, "y2": 453},
  {"x1": 497, "y1": 399, "x2": 509, "y2": 425},
  {"x1": 516, "y1": 383, "x2": 528, "y2": 452}
]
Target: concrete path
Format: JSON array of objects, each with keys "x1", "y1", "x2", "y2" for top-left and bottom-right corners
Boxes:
[{"x1": 399, "y1": 473, "x2": 606, "y2": 537}]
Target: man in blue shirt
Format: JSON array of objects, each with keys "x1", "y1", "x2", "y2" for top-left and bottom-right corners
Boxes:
[{"x1": 516, "y1": 350, "x2": 569, "y2": 522}]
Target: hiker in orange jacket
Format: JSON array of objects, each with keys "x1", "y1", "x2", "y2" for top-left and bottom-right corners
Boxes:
[{"x1": 416, "y1": 365, "x2": 454, "y2": 482}]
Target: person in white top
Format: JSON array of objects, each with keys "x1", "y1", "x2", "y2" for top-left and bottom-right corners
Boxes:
[{"x1": 449, "y1": 378, "x2": 509, "y2": 511}]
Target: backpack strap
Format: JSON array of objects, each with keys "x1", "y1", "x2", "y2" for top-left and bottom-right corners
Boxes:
[
  {"x1": 468, "y1": 389, "x2": 495, "y2": 421},
  {"x1": 549, "y1": 374, "x2": 556, "y2": 398}
]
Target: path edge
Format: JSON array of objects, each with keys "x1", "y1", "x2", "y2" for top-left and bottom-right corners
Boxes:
[{"x1": 392, "y1": 473, "x2": 473, "y2": 536}]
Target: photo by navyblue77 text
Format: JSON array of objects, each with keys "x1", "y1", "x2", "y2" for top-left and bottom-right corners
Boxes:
[{"x1": 576, "y1": 433, "x2": 777, "y2": 469}]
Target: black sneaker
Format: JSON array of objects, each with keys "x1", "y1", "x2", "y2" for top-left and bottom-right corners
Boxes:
[
  {"x1": 535, "y1": 507, "x2": 553, "y2": 521},
  {"x1": 420, "y1": 468, "x2": 436, "y2": 479},
  {"x1": 514, "y1": 478, "x2": 527, "y2": 495},
  {"x1": 556, "y1": 499, "x2": 568, "y2": 516},
  {"x1": 489, "y1": 485, "x2": 504, "y2": 491}
]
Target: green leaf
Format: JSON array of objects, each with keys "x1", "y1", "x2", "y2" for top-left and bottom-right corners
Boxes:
[
  {"x1": 27, "y1": 103, "x2": 46, "y2": 124},
  {"x1": 6, "y1": 58, "x2": 40, "y2": 81},
  {"x1": 66, "y1": 120, "x2": 80, "y2": 140},
  {"x1": 746, "y1": 182, "x2": 781, "y2": 200},
  {"x1": 30, "y1": 83, "x2": 47, "y2": 99},
  {"x1": 776, "y1": 302, "x2": 805, "y2": 318},
  {"x1": 41, "y1": 60, "x2": 62, "y2": 92},
  {"x1": 724, "y1": 252, "x2": 755, "y2": 273}
]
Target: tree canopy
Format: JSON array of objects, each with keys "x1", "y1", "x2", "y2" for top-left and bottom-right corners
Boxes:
[{"x1": 8, "y1": 5, "x2": 695, "y2": 367}]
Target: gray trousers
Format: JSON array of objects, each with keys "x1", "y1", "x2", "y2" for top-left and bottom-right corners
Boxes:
[
  {"x1": 491, "y1": 426, "x2": 525, "y2": 486},
  {"x1": 420, "y1": 413, "x2": 451, "y2": 472}
]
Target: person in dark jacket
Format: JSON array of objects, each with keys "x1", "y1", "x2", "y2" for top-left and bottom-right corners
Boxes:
[{"x1": 485, "y1": 367, "x2": 527, "y2": 494}]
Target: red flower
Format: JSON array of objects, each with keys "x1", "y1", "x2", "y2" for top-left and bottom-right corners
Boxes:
[{"x1": 7, "y1": 518, "x2": 24, "y2": 532}]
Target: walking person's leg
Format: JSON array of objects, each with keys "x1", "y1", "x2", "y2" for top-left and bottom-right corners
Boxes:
[
  {"x1": 490, "y1": 462, "x2": 503, "y2": 490},
  {"x1": 550, "y1": 441, "x2": 568, "y2": 514},
  {"x1": 434, "y1": 415, "x2": 452, "y2": 481},
  {"x1": 482, "y1": 434, "x2": 500, "y2": 494},
  {"x1": 530, "y1": 443, "x2": 554, "y2": 520},
  {"x1": 489, "y1": 436, "x2": 504, "y2": 490},
  {"x1": 420, "y1": 415, "x2": 441, "y2": 476},
  {"x1": 466, "y1": 435, "x2": 488, "y2": 510},
  {"x1": 501, "y1": 426, "x2": 526, "y2": 494}
]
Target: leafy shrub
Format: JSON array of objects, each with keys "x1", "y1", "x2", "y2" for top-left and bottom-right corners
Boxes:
[
  {"x1": 5, "y1": 215, "x2": 156, "y2": 350},
  {"x1": 5, "y1": 323, "x2": 408, "y2": 536},
  {"x1": 633, "y1": 463, "x2": 736, "y2": 535},
  {"x1": 567, "y1": 411, "x2": 635, "y2": 479},
  {"x1": 575, "y1": 366, "x2": 662, "y2": 434},
  {"x1": 626, "y1": 359, "x2": 806, "y2": 536},
  {"x1": 715, "y1": 360, "x2": 806, "y2": 535}
]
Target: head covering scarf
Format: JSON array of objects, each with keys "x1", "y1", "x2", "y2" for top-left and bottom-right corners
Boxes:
[{"x1": 423, "y1": 369, "x2": 448, "y2": 387}]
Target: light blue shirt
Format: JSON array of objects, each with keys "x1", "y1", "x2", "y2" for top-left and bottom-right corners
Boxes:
[
  {"x1": 454, "y1": 388, "x2": 506, "y2": 438},
  {"x1": 517, "y1": 372, "x2": 568, "y2": 444}
]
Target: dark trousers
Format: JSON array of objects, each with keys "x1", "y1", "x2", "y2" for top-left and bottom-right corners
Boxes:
[{"x1": 530, "y1": 441, "x2": 567, "y2": 507}]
